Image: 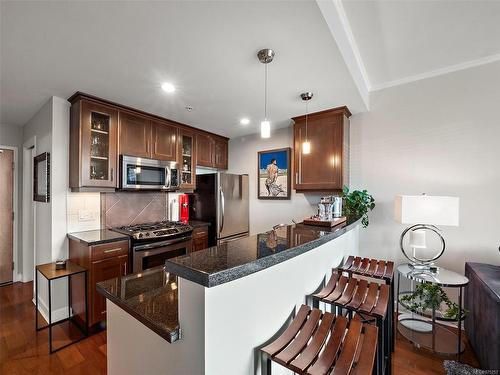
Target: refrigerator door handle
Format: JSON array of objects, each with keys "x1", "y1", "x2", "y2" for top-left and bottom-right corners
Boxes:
[{"x1": 219, "y1": 187, "x2": 225, "y2": 234}]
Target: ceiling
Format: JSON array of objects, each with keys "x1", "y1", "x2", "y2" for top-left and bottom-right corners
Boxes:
[
  {"x1": 341, "y1": 0, "x2": 500, "y2": 90},
  {"x1": 2, "y1": 1, "x2": 500, "y2": 137},
  {"x1": 0, "y1": 0, "x2": 365, "y2": 137}
]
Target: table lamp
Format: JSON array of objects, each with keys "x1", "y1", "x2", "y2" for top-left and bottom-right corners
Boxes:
[{"x1": 395, "y1": 194, "x2": 459, "y2": 270}]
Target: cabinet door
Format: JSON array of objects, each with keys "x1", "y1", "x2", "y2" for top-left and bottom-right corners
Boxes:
[
  {"x1": 179, "y1": 129, "x2": 196, "y2": 189},
  {"x1": 196, "y1": 133, "x2": 214, "y2": 167},
  {"x1": 152, "y1": 120, "x2": 178, "y2": 161},
  {"x1": 213, "y1": 138, "x2": 228, "y2": 170},
  {"x1": 192, "y1": 226, "x2": 209, "y2": 251},
  {"x1": 90, "y1": 254, "x2": 128, "y2": 325},
  {"x1": 119, "y1": 112, "x2": 151, "y2": 158},
  {"x1": 79, "y1": 100, "x2": 118, "y2": 188},
  {"x1": 294, "y1": 114, "x2": 343, "y2": 190}
]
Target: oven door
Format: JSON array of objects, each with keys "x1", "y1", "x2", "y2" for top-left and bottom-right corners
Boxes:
[{"x1": 133, "y1": 236, "x2": 192, "y2": 273}]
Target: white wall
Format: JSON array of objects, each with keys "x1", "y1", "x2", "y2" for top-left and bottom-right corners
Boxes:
[
  {"x1": 350, "y1": 61, "x2": 500, "y2": 277},
  {"x1": 0, "y1": 124, "x2": 23, "y2": 275},
  {"x1": 228, "y1": 126, "x2": 321, "y2": 234}
]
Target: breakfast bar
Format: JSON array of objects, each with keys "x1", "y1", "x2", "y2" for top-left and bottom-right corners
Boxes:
[{"x1": 97, "y1": 218, "x2": 361, "y2": 375}]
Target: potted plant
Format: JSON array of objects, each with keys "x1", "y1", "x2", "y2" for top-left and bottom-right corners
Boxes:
[
  {"x1": 341, "y1": 186, "x2": 375, "y2": 228},
  {"x1": 400, "y1": 283, "x2": 467, "y2": 321}
]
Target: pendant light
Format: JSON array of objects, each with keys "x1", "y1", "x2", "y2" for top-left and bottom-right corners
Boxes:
[
  {"x1": 301, "y1": 92, "x2": 313, "y2": 154},
  {"x1": 257, "y1": 48, "x2": 275, "y2": 138}
]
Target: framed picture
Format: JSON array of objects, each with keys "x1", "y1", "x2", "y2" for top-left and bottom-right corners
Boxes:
[
  {"x1": 34, "y1": 152, "x2": 50, "y2": 202},
  {"x1": 257, "y1": 147, "x2": 291, "y2": 200}
]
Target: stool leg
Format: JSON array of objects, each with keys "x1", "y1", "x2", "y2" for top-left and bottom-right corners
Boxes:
[
  {"x1": 261, "y1": 352, "x2": 272, "y2": 375},
  {"x1": 312, "y1": 297, "x2": 319, "y2": 309},
  {"x1": 390, "y1": 280, "x2": 395, "y2": 352},
  {"x1": 377, "y1": 318, "x2": 383, "y2": 375},
  {"x1": 385, "y1": 314, "x2": 391, "y2": 375}
]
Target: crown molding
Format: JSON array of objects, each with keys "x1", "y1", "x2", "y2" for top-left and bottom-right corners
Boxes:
[{"x1": 370, "y1": 52, "x2": 500, "y2": 92}]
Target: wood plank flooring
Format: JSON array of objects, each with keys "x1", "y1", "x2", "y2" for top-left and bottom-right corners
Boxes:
[{"x1": 0, "y1": 281, "x2": 479, "y2": 374}]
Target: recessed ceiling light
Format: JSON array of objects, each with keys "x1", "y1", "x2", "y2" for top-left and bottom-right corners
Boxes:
[
  {"x1": 161, "y1": 82, "x2": 176, "y2": 93},
  {"x1": 240, "y1": 118, "x2": 250, "y2": 125}
]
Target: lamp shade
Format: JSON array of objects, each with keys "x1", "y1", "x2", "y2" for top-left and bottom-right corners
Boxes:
[{"x1": 394, "y1": 195, "x2": 459, "y2": 226}]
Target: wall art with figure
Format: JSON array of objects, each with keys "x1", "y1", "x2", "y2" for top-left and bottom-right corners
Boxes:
[{"x1": 257, "y1": 147, "x2": 291, "y2": 200}]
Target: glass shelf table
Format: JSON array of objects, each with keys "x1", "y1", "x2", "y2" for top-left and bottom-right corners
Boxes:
[{"x1": 396, "y1": 263, "x2": 469, "y2": 360}]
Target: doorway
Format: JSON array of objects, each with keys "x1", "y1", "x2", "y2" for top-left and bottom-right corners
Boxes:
[{"x1": 0, "y1": 148, "x2": 14, "y2": 285}]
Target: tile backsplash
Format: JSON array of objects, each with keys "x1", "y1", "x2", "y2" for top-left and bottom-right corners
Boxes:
[
  {"x1": 67, "y1": 192, "x2": 101, "y2": 232},
  {"x1": 101, "y1": 191, "x2": 168, "y2": 228}
]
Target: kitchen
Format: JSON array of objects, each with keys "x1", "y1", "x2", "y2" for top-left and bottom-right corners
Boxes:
[{"x1": 2, "y1": 1, "x2": 497, "y2": 374}]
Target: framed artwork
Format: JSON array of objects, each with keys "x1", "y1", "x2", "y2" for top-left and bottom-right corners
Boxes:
[
  {"x1": 257, "y1": 147, "x2": 291, "y2": 200},
  {"x1": 34, "y1": 152, "x2": 50, "y2": 202}
]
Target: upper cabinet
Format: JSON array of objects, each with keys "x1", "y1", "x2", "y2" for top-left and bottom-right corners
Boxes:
[
  {"x1": 69, "y1": 92, "x2": 229, "y2": 191},
  {"x1": 292, "y1": 106, "x2": 351, "y2": 191},
  {"x1": 196, "y1": 133, "x2": 228, "y2": 170},
  {"x1": 119, "y1": 112, "x2": 151, "y2": 158},
  {"x1": 69, "y1": 99, "x2": 118, "y2": 190},
  {"x1": 152, "y1": 120, "x2": 178, "y2": 161},
  {"x1": 179, "y1": 129, "x2": 196, "y2": 189}
]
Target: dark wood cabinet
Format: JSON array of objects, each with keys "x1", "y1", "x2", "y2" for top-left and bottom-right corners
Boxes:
[
  {"x1": 192, "y1": 225, "x2": 209, "y2": 252},
  {"x1": 152, "y1": 120, "x2": 178, "y2": 161},
  {"x1": 213, "y1": 137, "x2": 228, "y2": 170},
  {"x1": 69, "y1": 92, "x2": 230, "y2": 190},
  {"x1": 119, "y1": 111, "x2": 151, "y2": 158},
  {"x1": 179, "y1": 129, "x2": 196, "y2": 189},
  {"x1": 196, "y1": 133, "x2": 214, "y2": 167},
  {"x1": 196, "y1": 133, "x2": 228, "y2": 170},
  {"x1": 292, "y1": 106, "x2": 351, "y2": 191},
  {"x1": 90, "y1": 254, "x2": 128, "y2": 325},
  {"x1": 69, "y1": 238, "x2": 129, "y2": 327},
  {"x1": 69, "y1": 99, "x2": 118, "y2": 190}
]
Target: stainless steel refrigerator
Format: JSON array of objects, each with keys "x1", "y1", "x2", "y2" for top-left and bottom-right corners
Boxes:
[{"x1": 189, "y1": 173, "x2": 249, "y2": 246}]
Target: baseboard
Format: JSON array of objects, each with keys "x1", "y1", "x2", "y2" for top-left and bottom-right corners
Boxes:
[{"x1": 32, "y1": 297, "x2": 70, "y2": 324}]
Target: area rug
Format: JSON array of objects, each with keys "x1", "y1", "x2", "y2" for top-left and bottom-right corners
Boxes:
[{"x1": 444, "y1": 361, "x2": 499, "y2": 375}]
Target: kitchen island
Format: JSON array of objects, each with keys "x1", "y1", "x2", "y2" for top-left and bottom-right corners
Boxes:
[{"x1": 97, "y1": 218, "x2": 361, "y2": 375}]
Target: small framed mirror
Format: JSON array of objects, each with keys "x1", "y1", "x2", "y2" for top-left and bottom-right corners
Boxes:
[{"x1": 34, "y1": 152, "x2": 50, "y2": 202}]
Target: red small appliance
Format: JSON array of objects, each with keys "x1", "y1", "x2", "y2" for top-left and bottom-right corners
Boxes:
[{"x1": 179, "y1": 194, "x2": 189, "y2": 223}]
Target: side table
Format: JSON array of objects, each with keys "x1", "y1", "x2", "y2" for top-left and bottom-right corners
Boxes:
[
  {"x1": 396, "y1": 263, "x2": 469, "y2": 360},
  {"x1": 35, "y1": 261, "x2": 88, "y2": 353}
]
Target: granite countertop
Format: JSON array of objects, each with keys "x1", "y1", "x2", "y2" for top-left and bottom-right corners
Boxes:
[
  {"x1": 96, "y1": 266, "x2": 180, "y2": 342},
  {"x1": 165, "y1": 217, "x2": 361, "y2": 288},
  {"x1": 67, "y1": 229, "x2": 129, "y2": 246}
]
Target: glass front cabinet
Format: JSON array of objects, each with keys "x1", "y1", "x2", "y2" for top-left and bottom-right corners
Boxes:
[
  {"x1": 70, "y1": 98, "x2": 118, "y2": 190},
  {"x1": 179, "y1": 129, "x2": 196, "y2": 190}
]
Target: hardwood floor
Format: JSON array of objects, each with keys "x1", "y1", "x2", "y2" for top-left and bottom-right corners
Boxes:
[{"x1": 1, "y1": 282, "x2": 479, "y2": 374}]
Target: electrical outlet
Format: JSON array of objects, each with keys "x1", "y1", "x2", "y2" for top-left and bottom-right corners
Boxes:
[{"x1": 78, "y1": 209, "x2": 95, "y2": 222}]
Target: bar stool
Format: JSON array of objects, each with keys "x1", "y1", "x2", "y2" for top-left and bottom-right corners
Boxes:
[
  {"x1": 261, "y1": 304, "x2": 377, "y2": 375},
  {"x1": 339, "y1": 256, "x2": 395, "y2": 352},
  {"x1": 312, "y1": 273, "x2": 391, "y2": 375}
]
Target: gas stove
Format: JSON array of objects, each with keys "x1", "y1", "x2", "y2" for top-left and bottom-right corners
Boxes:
[{"x1": 112, "y1": 220, "x2": 193, "y2": 241}]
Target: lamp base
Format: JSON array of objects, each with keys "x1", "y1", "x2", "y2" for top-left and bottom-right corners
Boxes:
[{"x1": 408, "y1": 263, "x2": 439, "y2": 272}]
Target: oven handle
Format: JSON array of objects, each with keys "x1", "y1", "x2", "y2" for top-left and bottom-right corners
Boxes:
[{"x1": 133, "y1": 235, "x2": 192, "y2": 251}]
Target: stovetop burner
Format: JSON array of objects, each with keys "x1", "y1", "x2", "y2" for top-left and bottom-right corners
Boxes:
[{"x1": 112, "y1": 220, "x2": 193, "y2": 241}]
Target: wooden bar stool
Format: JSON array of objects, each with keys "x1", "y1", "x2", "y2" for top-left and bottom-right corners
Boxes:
[
  {"x1": 312, "y1": 274, "x2": 391, "y2": 375},
  {"x1": 261, "y1": 304, "x2": 377, "y2": 375},
  {"x1": 339, "y1": 256, "x2": 395, "y2": 352}
]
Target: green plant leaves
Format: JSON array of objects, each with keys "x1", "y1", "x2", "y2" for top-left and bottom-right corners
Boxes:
[{"x1": 341, "y1": 185, "x2": 375, "y2": 228}]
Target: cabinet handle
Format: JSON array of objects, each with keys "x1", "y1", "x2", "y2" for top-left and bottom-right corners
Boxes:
[
  {"x1": 123, "y1": 262, "x2": 127, "y2": 275},
  {"x1": 104, "y1": 247, "x2": 122, "y2": 254},
  {"x1": 154, "y1": 141, "x2": 157, "y2": 154},
  {"x1": 295, "y1": 172, "x2": 298, "y2": 185},
  {"x1": 111, "y1": 167, "x2": 113, "y2": 182}
]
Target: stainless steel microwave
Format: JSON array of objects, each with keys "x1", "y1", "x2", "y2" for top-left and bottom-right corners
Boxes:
[{"x1": 120, "y1": 155, "x2": 180, "y2": 190}]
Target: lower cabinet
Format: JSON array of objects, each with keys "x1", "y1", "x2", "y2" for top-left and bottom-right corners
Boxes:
[
  {"x1": 192, "y1": 226, "x2": 209, "y2": 252},
  {"x1": 90, "y1": 254, "x2": 128, "y2": 325},
  {"x1": 69, "y1": 239, "x2": 129, "y2": 327}
]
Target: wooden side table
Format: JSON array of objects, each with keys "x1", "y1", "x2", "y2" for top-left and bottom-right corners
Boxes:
[{"x1": 35, "y1": 261, "x2": 88, "y2": 353}]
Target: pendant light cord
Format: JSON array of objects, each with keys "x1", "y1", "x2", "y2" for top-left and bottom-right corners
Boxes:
[
  {"x1": 264, "y1": 63, "x2": 268, "y2": 120},
  {"x1": 305, "y1": 99, "x2": 308, "y2": 141}
]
